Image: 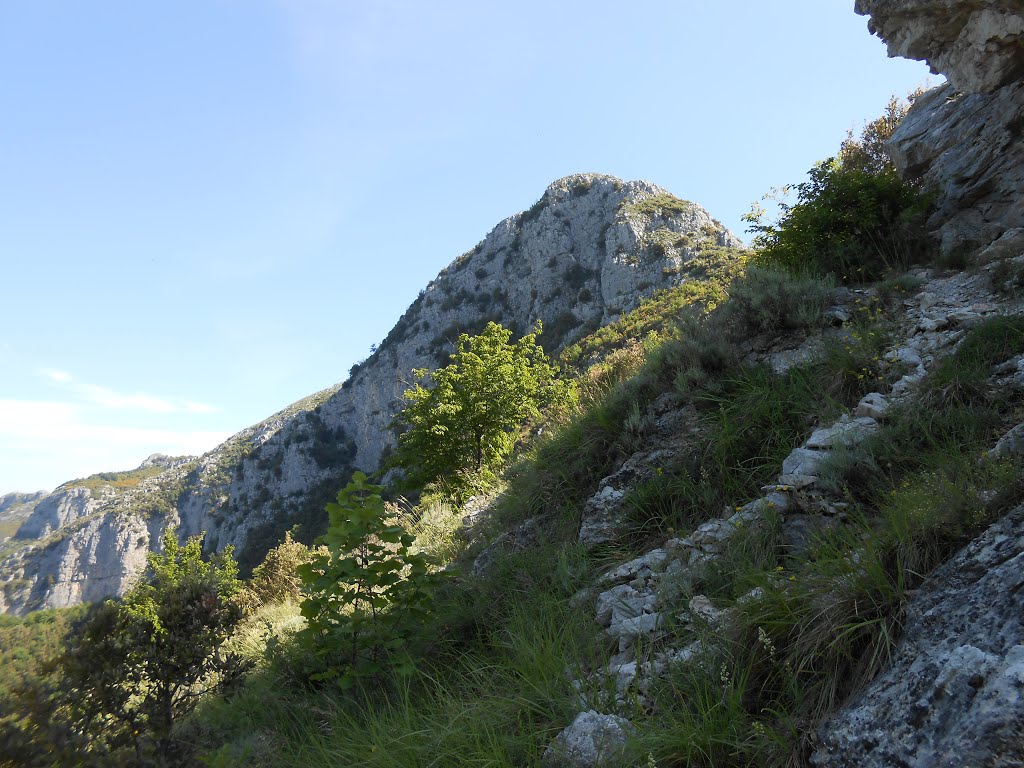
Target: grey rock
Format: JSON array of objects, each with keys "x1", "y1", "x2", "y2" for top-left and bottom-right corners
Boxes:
[
  {"x1": 578, "y1": 485, "x2": 627, "y2": 548},
  {"x1": 609, "y1": 612, "x2": 663, "y2": 643},
  {"x1": 855, "y1": 392, "x2": 890, "y2": 420},
  {"x1": 0, "y1": 492, "x2": 47, "y2": 543},
  {"x1": 595, "y1": 584, "x2": 648, "y2": 627},
  {"x1": 979, "y1": 227, "x2": 1024, "y2": 263},
  {"x1": 889, "y1": 80, "x2": 1024, "y2": 258},
  {"x1": 0, "y1": 491, "x2": 48, "y2": 516},
  {"x1": 0, "y1": 512, "x2": 150, "y2": 614},
  {"x1": 687, "y1": 595, "x2": 725, "y2": 626},
  {"x1": 855, "y1": 0, "x2": 1024, "y2": 93},
  {"x1": 988, "y1": 422, "x2": 1024, "y2": 459},
  {"x1": 813, "y1": 503, "x2": 1024, "y2": 767},
  {"x1": 599, "y1": 548, "x2": 669, "y2": 586},
  {"x1": 543, "y1": 710, "x2": 635, "y2": 768},
  {"x1": 805, "y1": 417, "x2": 879, "y2": 450},
  {"x1": 782, "y1": 448, "x2": 829, "y2": 478},
  {"x1": 15, "y1": 487, "x2": 98, "y2": 541}
]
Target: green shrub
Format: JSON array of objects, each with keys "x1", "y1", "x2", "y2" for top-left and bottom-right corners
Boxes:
[
  {"x1": 240, "y1": 531, "x2": 315, "y2": 611},
  {"x1": 624, "y1": 192, "x2": 694, "y2": 218},
  {"x1": 747, "y1": 160, "x2": 931, "y2": 282},
  {"x1": 391, "y1": 322, "x2": 571, "y2": 502},
  {"x1": 297, "y1": 473, "x2": 442, "y2": 687},
  {"x1": 745, "y1": 96, "x2": 932, "y2": 283}
]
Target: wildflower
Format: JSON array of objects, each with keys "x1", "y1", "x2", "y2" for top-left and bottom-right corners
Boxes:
[{"x1": 758, "y1": 626, "x2": 777, "y2": 658}]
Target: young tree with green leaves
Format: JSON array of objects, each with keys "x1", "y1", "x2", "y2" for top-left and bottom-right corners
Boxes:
[
  {"x1": 297, "y1": 472, "x2": 439, "y2": 687},
  {"x1": 391, "y1": 321, "x2": 569, "y2": 498}
]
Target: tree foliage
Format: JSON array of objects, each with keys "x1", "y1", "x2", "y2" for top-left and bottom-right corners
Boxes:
[
  {"x1": 745, "y1": 94, "x2": 932, "y2": 282},
  {"x1": 296, "y1": 472, "x2": 440, "y2": 687},
  {"x1": 14, "y1": 531, "x2": 246, "y2": 766},
  {"x1": 391, "y1": 321, "x2": 569, "y2": 498}
]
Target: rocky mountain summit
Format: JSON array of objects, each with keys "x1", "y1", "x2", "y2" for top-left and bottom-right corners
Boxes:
[{"x1": 0, "y1": 174, "x2": 743, "y2": 615}]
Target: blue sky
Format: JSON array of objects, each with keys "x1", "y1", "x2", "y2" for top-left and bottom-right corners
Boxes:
[{"x1": 0, "y1": 1, "x2": 934, "y2": 494}]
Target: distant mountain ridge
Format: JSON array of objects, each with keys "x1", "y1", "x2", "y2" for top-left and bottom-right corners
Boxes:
[{"x1": 0, "y1": 173, "x2": 744, "y2": 615}]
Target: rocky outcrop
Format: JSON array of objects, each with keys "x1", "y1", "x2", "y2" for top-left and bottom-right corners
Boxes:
[
  {"x1": 15, "y1": 487, "x2": 99, "y2": 541},
  {"x1": 857, "y1": 1, "x2": 1024, "y2": 257},
  {"x1": 0, "y1": 512, "x2": 152, "y2": 615},
  {"x1": 542, "y1": 711, "x2": 635, "y2": 768},
  {"x1": 813, "y1": 502, "x2": 1024, "y2": 767},
  {"x1": 0, "y1": 174, "x2": 745, "y2": 614},
  {"x1": 855, "y1": 0, "x2": 1024, "y2": 93},
  {"x1": 0, "y1": 491, "x2": 47, "y2": 516},
  {"x1": 888, "y1": 80, "x2": 1024, "y2": 257}
]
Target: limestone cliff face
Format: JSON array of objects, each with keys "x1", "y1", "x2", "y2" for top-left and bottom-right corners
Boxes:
[
  {"x1": 0, "y1": 174, "x2": 744, "y2": 615},
  {"x1": 857, "y1": 0, "x2": 1024, "y2": 257},
  {"x1": 15, "y1": 487, "x2": 99, "y2": 541}
]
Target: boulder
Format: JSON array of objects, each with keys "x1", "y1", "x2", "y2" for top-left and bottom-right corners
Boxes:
[{"x1": 543, "y1": 711, "x2": 635, "y2": 768}]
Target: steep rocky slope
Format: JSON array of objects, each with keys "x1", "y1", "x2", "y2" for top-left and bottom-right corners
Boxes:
[
  {"x1": 539, "y1": 6, "x2": 1024, "y2": 764},
  {"x1": 0, "y1": 174, "x2": 744, "y2": 615},
  {"x1": 535, "y1": 266, "x2": 1024, "y2": 766}
]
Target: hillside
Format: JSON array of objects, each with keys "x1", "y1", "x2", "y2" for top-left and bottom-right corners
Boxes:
[
  {"x1": 0, "y1": 174, "x2": 744, "y2": 615},
  {"x1": 3, "y1": 2, "x2": 1024, "y2": 766}
]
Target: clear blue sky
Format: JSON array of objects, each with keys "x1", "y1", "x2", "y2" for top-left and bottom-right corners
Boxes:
[{"x1": 0, "y1": 1, "x2": 934, "y2": 494}]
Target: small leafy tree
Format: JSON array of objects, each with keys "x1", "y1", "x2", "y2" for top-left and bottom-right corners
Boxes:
[
  {"x1": 297, "y1": 472, "x2": 439, "y2": 687},
  {"x1": 28, "y1": 530, "x2": 246, "y2": 766},
  {"x1": 391, "y1": 321, "x2": 570, "y2": 499}
]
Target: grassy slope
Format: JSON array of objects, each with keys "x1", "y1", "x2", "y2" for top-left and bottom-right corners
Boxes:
[{"x1": 190, "y1": 261, "x2": 1024, "y2": 767}]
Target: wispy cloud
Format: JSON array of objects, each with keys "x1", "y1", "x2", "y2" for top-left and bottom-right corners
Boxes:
[
  {"x1": 38, "y1": 369, "x2": 218, "y2": 415},
  {"x1": 0, "y1": 398, "x2": 233, "y2": 491},
  {"x1": 0, "y1": 400, "x2": 230, "y2": 449}
]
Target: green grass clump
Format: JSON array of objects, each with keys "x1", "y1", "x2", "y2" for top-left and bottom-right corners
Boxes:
[{"x1": 723, "y1": 266, "x2": 834, "y2": 334}]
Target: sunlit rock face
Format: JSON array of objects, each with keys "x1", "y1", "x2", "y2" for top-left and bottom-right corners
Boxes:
[{"x1": 857, "y1": 0, "x2": 1024, "y2": 256}]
